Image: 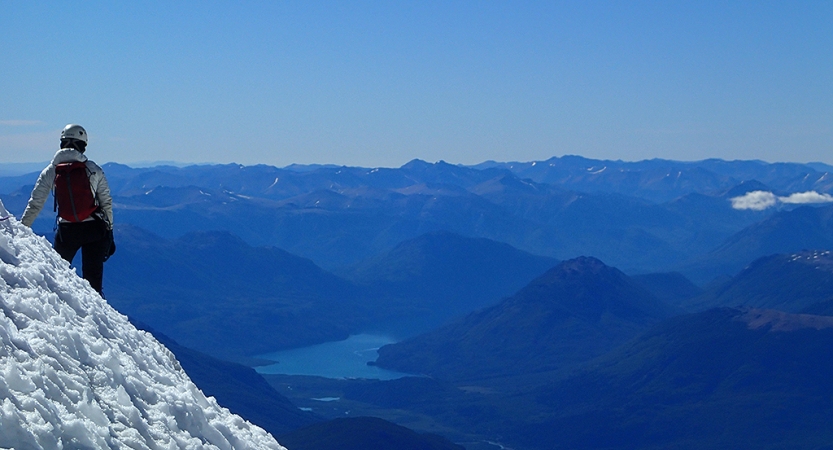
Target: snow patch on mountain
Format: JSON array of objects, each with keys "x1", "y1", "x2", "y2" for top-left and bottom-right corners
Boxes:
[{"x1": 0, "y1": 200, "x2": 284, "y2": 449}]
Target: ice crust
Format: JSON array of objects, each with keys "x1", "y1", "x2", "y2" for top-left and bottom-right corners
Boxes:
[{"x1": 0, "y1": 201, "x2": 285, "y2": 450}]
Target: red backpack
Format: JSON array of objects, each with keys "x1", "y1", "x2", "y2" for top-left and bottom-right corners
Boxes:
[{"x1": 54, "y1": 162, "x2": 98, "y2": 222}]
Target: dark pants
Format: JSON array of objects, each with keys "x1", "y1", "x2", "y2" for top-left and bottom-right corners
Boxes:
[{"x1": 54, "y1": 220, "x2": 109, "y2": 295}]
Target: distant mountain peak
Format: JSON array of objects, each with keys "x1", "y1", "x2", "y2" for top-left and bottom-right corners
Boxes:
[
  {"x1": 555, "y1": 255, "x2": 608, "y2": 274},
  {"x1": 401, "y1": 159, "x2": 432, "y2": 169},
  {"x1": 528, "y1": 256, "x2": 630, "y2": 289},
  {"x1": 520, "y1": 256, "x2": 672, "y2": 320}
]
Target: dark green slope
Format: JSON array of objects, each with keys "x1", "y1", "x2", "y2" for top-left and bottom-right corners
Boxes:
[
  {"x1": 375, "y1": 257, "x2": 675, "y2": 381},
  {"x1": 278, "y1": 416, "x2": 465, "y2": 450},
  {"x1": 689, "y1": 250, "x2": 833, "y2": 313},
  {"x1": 519, "y1": 308, "x2": 833, "y2": 450}
]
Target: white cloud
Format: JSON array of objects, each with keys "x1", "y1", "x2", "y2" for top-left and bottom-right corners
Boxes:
[
  {"x1": 730, "y1": 190, "x2": 833, "y2": 210},
  {"x1": 730, "y1": 191, "x2": 778, "y2": 210},
  {"x1": 779, "y1": 191, "x2": 833, "y2": 204}
]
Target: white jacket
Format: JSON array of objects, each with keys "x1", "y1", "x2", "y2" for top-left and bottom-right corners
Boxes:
[{"x1": 21, "y1": 148, "x2": 114, "y2": 228}]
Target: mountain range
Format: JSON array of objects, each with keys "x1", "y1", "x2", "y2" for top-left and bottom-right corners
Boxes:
[
  {"x1": 475, "y1": 155, "x2": 833, "y2": 202},
  {"x1": 5, "y1": 155, "x2": 827, "y2": 280}
]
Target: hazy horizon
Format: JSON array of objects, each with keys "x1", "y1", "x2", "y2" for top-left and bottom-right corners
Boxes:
[{"x1": 4, "y1": 153, "x2": 833, "y2": 174}]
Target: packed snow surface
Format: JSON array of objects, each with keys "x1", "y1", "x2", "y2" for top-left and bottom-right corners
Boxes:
[{"x1": 0, "y1": 201, "x2": 285, "y2": 450}]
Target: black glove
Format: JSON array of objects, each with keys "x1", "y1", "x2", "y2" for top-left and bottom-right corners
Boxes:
[{"x1": 104, "y1": 229, "x2": 116, "y2": 261}]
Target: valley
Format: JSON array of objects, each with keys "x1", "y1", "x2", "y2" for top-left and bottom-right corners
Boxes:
[{"x1": 2, "y1": 156, "x2": 833, "y2": 449}]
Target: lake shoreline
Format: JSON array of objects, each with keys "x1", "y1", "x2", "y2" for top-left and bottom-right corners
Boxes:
[{"x1": 255, "y1": 333, "x2": 415, "y2": 380}]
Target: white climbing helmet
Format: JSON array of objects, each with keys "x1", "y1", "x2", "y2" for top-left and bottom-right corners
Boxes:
[{"x1": 61, "y1": 124, "x2": 88, "y2": 143}]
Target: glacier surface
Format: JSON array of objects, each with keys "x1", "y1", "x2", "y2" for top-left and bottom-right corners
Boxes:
[{"x1": 0, "y1": 200, "x2": 285, "y2": 450}]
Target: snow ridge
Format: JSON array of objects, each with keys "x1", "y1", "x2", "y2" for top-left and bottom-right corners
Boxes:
[{"x1": 0, "y1": 201, "x2": 284, "y2": 450}]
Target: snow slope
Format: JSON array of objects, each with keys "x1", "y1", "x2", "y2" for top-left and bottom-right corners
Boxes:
[{"x1": 0, "y1": 200, "x2": 285, "y2": 450}]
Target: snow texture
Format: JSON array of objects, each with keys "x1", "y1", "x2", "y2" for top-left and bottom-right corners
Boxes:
[{"x1": 0, "y1": 200, "x2": 285, "y2": 450}]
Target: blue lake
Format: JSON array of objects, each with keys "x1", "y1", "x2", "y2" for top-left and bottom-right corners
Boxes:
[{"x1": 255, "y1": 334, "x2": 415, "y2": 380}]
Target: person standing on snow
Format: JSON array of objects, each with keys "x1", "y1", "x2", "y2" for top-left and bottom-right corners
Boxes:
[{"x1": 21, "y1": 124, "x2": 115, "y2": 296}]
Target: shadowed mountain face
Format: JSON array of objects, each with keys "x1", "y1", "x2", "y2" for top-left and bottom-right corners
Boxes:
[
  {"x1": 278, "y1": 417, "x2": 465, "y2": 450},
  {"x1": 687, "y1": 250, "x2": 833, "y2": 314},
  {"x1": 375, "y1": 257, "x2": 675, "y2": 381},
  {"x1": 341, "y1": 231, "x2": 558, "y2": 333},
  {"x1": 106, "y1": 224, "x2": 369, "y2": 359},
  {"x1": 517, "y1": 308, "x2": 833, "y2": 450}
]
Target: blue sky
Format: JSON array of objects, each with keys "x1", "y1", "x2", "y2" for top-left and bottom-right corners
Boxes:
[{"x1": 1, "y1": 1, "x2": 831, "y2": 167}]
